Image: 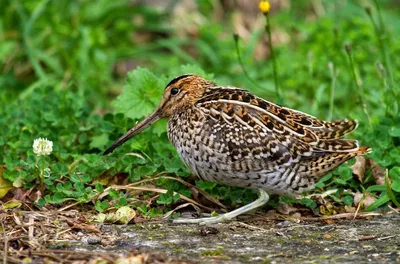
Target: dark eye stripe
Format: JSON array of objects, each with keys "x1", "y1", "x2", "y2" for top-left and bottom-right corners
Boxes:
[{"x1": 166, "y1": 74, "x2": 192, "y2": 88}]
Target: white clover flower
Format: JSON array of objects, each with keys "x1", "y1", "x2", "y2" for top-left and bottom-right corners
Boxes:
[{"x1": 33, "y1": 138, "x2": 53, "y2": 156}]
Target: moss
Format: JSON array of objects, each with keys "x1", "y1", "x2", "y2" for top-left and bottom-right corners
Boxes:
[{"x1": 201, "y1": 246, "x2": 224, "y2": 256}]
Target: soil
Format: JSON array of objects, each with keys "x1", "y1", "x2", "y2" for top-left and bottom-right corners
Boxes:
[
  {"x1": 2, "y1": 210, "x2": 399, "y2": 263},
  {"x1": 100, "y1": 214, "x2": 400, "y2": 263}
]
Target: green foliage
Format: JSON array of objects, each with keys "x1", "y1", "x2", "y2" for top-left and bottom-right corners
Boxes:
[{"x1": 0, "y1": 0, "x2": 399, "y2": 216}]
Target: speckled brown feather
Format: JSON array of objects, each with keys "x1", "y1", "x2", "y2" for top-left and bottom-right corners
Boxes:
[{"x1": 165, "y1": 75, "x2": 371, "y2": 195}]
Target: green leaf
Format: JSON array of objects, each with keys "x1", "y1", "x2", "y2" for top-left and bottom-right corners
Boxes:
[
  {"x1": 90, "y1": 133, "x2": 109, "y2": 149},
  {"x1": 365, "y1": 193, "x2": 390, "y2": 211},
  {"x1": 113, "y1": 67, "x2": 164, "y2": 120},
  {"x1": 342, "y1": 195, "x2": 353, "y2": 206},
  {"x1": 385, "y1": 173, "x2": 400, "y2": 207},
  {"x1": 95, "y1": 201, "x2": 109, "y2": 213},
  {"x1": 365, "y1": 185, "x2": 386, "y2": 193},
  {"x1": 334, "y1": 178, "x2": 347, "y2": 185},
  {"x1": 392, "y1": 181, "x2": 400, "y2": 193},
  {"x1": 300, "y1": 198, "x2": 317, "y2": 209},
  {"x1": 388, "y1": 126, "x2": 400, "y2": 137},
  {"x1": 196, "y1": 180, "x2": 217, "y2": 191},
  {"x1": 389, "y1": 167, "x2": 400, "y2": 181},
  {"x1": 172, "y1": 64, "x2": 214, "y2": 80},
  {"x1": 151, "y1": 119, "x2": 168, "y2": 136},
  {"x1": 3, "y1": 170, "x2": 18, "y2": 181}
]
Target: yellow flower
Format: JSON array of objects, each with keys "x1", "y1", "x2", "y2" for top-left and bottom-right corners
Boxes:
[{"x1": 259, "y1": 1, "x2": 271, "y2": 14}]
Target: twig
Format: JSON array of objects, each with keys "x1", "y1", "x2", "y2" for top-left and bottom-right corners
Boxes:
[
  {"x1": 99, "y1": 173, "x2": 226, "y2": 209},
  {"x1": 301, "y1": 211, "x2": 382, "y2": 221},
  {"x1": 28, "y1": 216, "x2": 34, "y2": 240},
  {"x1": 1, "y1": 220, "x2": 7, "y2": 264},
  {"x1": 377, "y1": 235, "x2": 396, "y2": 241},
  {"x1": 233, "y1": 221, "x2": 270, "y2": 232},
  {"x1": 162, "y1": 203, "x2": 201, "y2": 219},
  {"x1": 101, "y1": 184, "x2": 216, "y2": 212},
  {"x1": 58, "y1": 201, "x2": 81, "y2": 212}
]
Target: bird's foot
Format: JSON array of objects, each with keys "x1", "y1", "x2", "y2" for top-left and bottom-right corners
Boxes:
[
  {"x1": 171, "y1": 213, "x2": 232, "y2": 225},
  {"x1": 170, "y1": 189, "x2": 270, "y2": 225}
]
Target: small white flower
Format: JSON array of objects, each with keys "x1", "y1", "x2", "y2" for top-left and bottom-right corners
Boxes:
[{"x1": 33, "y1": 138, "x2": 53, "y2": 156}]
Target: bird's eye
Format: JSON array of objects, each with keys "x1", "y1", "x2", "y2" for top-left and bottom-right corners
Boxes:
[{"x1": 170, "y1": 88, "x2": 179, "y2": 95}]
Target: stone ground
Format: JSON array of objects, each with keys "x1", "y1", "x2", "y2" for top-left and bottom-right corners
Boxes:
[{"x1": 69, "y1": 213, "x2": 400, "y2": 263}]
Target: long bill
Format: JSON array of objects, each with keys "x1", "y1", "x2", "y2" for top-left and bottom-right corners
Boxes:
[{"x1": 103, "y1": 108, "x2": 162, "y2": 155}]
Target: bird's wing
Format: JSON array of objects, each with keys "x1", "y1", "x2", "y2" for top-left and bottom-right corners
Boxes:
[{"x1": 197, "y1": 88, "x2": 359, "y2": 159}]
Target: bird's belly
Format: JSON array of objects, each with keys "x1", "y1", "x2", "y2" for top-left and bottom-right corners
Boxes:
[{"x1": 173, "y1": 141, "x2": 314, "y2": 195}]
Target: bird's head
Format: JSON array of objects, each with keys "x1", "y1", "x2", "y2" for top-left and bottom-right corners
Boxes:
[{"x1": 104, "y1": 74, "x2": 214, "y2": 154}]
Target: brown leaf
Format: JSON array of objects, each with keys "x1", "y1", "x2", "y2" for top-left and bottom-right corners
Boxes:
[
  {"x1": 13, "y1": 188, "x2": 32, "y2": 202},
  {"x1": 363, "y1": 194, "x2": 377, "y2": 208},
  {"x1": 323, "y1": 233, "x2": 333, "y2": 239},
  {"x1": 351, "y1": 156, "x2": 368, "y2": 181},
  {"x1": 354, "y1": 192, "x2": 363, "y2": 206},
  {"x1": 354, "y1": 192, "x2": 377, "y2": 208},
  {"x1": 370, "y1": 159, "x2": 385, "y2": 185}
]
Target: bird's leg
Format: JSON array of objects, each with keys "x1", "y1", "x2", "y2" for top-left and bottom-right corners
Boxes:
[{"x1": 172, "y1": 189, "x2": 269, "y2": 225}]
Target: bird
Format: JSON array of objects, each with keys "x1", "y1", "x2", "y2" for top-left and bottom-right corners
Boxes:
[{"x1": 104, "y1": 74, "x2": 371, "y2": 224}]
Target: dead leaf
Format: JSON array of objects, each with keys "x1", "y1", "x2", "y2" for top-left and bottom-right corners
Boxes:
[
  {"x1": 2, "y1": 199, "x2": 22, "y2": 211},
  {"x1": 114, "y1": 206, "x2": 136, "y2": 224},
  {"x1": 363, "y1": 194, "x2": 377, "y2": 208},
  {"x1": 370, "y1": 159, "x2": 385, "y2": 185},
  {"x1": 351, "y1": 156, "x2": 368, "y2": 181},
  {"x1": 354, "y1": 192, "x2": 377, "y2": 209},
  {"x1": 323, "y1": 234, "x2": 332, "y2": 239},
  {"x1": 13, "y1": 188, "x2": 34, "y2": 202},
  {"x1": 0, "y1": 165, "x2": 13, "y2": 198},
  {"x1": 115, "y1": 255, "x2": 144, "y2": 264},
  {"x1": 93, "y1": 206, "x2": 136, "y2": 225},
  {"x1": 354, "y1": 192, "x2": 363, "y2": 206},
  {"x1": 319, "y1": 202, "x2": 337, "y2": 216}
]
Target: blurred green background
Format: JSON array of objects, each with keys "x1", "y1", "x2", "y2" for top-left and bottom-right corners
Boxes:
[{"x1": 1, "y1": 0, "x2": 399, "y2": 215}]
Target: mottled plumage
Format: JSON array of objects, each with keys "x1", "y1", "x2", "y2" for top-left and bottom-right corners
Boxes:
[{"x1": 104, "y1": 74, "x2": 371, "y2": 224}]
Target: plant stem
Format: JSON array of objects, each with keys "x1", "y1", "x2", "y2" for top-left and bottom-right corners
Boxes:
[
  {"x1": 328, "y1": 62, "x2": 336, "y2": 121},
  {"x1": 233, "y1": 34, "x2": 262, "y2": 90},
  {"x1": 367, "y1": 2, "x2": 395, "y2": 92},
  {"x1": 15, "y1": 0, "x2": 50, "y2": 80},
  {"x1": 39, "y1": 157, "x2": 45, "y2": 190},
  {"x1": 265, "y1": 14, "x2": 281, "y2": 102},
  {"x1": 345, "y1": 45, "x2": 371, "y2": 125}
]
